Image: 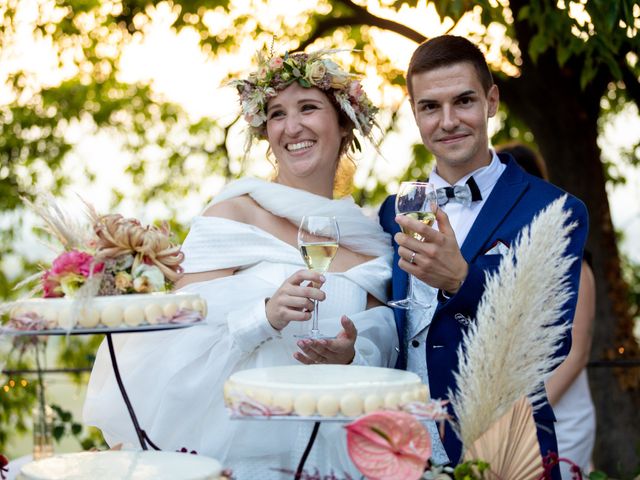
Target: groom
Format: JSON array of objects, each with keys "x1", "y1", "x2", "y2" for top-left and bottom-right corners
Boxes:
[{"x1": 378, "y1": 35, "x2": 588, "y2": 477}]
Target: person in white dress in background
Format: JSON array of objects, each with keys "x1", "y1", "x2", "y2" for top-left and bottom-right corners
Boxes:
[
  {"x1": 83, "y1": 49, "x2": 398, "y2": 479},
  {"x1": 497, "y1": 143, "x2": 596, "y2": 479}
]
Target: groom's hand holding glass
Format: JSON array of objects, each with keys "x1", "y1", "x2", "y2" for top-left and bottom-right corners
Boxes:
[{"x1": 395, "y1": 207, "x2": 469, "y2": 295}]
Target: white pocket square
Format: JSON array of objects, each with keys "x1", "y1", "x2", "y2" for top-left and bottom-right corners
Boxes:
[{"x1": 484, "y1": 240, "x2": 510, "y2": 256}]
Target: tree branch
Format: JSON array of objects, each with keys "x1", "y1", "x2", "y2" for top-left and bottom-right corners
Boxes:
[
  {"x1": 297, "y1": 17, "x2": 366, "y2": 50},
  {"x1": 298, "y1": 0, "x2": 426, "y2": 50}
]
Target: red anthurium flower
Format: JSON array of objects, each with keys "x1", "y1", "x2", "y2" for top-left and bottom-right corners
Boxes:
[{"x1": 345, "y1": 411, "x2": 431, "y2": 480}]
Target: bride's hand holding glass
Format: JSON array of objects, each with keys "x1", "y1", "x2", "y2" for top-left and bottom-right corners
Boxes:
[
  {"x1": 296, "y1": 216, "x2": 339, "y2": 339},
  {"x1": 265, "y1": 270, "x2": 326, "y2": 331}
]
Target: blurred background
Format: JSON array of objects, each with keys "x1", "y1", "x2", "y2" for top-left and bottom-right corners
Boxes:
[{"x1": 1, "y1": 0, "x2": 639, "y2": 475}]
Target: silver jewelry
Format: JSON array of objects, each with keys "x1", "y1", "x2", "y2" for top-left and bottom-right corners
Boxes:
[{"x1": 409, "y1": 251, "x2": 416, "y2": 264}]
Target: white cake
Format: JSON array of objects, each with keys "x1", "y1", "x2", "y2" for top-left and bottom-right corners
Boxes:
[
  {"x1": 5, "y1": 292, "x2": 206, "y2": 330},
  {"x1": 18, "y1": 451, "x2": 223, "y2": 480},
  {"x1": 225, "y1": 365, "x2": 429, "y2": 418}
]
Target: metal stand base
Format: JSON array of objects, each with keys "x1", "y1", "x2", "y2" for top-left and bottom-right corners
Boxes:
[
  {"x1": 294, "y1": 421, "x2": 320, "y2": 479},
  {"x1": 106, "y1": 333, "x2": 160, "y2": 451}
]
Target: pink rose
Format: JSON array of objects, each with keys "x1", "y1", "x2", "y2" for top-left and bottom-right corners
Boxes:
[
  {"x1": 349, "y1": 80, "x2": 363, "y2": 99},
  {"x1": 269, "y1": 56, "x2": 284, "y2": 69},
  {"x1": 50, "y1": 250, "x2": 103, "y2": 277},
  {"x1": 345, "y1": 411, "x2": 431, "y2": 480}
]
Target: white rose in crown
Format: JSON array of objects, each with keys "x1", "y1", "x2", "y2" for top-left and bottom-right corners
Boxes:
[
  {"x1": 306, "y1": 61, "x2": 327, "y2": 86},
  {"x1": 324, "y1": 60, "x2": 350, "y2": 88}
]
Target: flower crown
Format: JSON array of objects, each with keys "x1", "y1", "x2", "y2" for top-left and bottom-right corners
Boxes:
[{"x1": 230, "y1": 49, "x2": 378, "y2": 151}]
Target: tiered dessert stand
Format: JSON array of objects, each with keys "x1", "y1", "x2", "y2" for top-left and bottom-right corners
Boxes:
[{"x1": 2, "y1": 322, "x2": 201, "y2": 451}]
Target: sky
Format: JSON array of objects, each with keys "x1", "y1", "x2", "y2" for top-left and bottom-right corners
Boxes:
[{"x1": 1, "y1": 0, "x2": 639, "y2": 271}]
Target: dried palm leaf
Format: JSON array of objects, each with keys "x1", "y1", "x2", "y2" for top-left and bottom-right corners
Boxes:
[{"x1": 463, "y1": 397, "x2": 543, "y2": 480}]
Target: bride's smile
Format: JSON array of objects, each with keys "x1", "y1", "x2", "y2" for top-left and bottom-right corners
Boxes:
[{"x1": 266, "y1": 82, "x2": 345, "y2": 196}]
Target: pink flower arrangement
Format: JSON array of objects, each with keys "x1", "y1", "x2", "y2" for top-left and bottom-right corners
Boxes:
[
  {"x1": 345, "y1": 411, "x2": 431, "y2": 480},
  {"x1": 33, "y1": 207, "x2": 184, "y2": 299},
  {"x1": 42, "y1": 250, "x2": 104, "y2": 298}
]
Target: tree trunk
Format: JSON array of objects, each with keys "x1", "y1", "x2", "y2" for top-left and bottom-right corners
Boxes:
[{"x1": 499, "y1": 49, "x2": 640, "y2": 475}]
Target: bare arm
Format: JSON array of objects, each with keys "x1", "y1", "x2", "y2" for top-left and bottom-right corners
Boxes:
[
  {"x1": 173, "y1": 268, "x2": 236, "y2": 290},
  {"x1": 545, "y1": 260, "x2": 596, "y2": 406}
]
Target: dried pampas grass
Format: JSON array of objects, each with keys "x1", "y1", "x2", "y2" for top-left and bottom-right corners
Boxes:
[
  {"x1": 21, "y1": 194, "x2": 93, "y2": 251},
  {"x1": 450, "y1": 195, "x2": 577, "y2": 451}
]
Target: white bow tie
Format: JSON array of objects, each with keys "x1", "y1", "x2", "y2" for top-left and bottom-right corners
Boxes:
[{"x1": 435, "y1": 176, "x2": 482, "y2": 207}]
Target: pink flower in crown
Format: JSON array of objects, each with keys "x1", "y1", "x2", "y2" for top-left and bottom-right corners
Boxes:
[
  {"x1": 256, "y1": 65, "x2": 269, "y2": 81},
  {"x1": 269, "y1": 56, "x2": 284, "y2": 69},
  {"x1": 51, "y1": 250, "x2": 104, "y2": 277},
  {"x1": 349, "y1": 80, "x2": 364, "y2": 99},
  {"x1": 345, "y1": 411, "x2": 431, "y2": 480}
]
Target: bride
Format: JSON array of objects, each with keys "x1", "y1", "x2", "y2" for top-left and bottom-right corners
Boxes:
[{"x1": 83, "y1": 49, "x2": 398, "y2": 478}]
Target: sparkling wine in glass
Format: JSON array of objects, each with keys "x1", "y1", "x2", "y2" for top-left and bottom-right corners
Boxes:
[
  {"x1": 297, "y1": 216, "x2": 339, "y2": 339},
  {"x1": 388, "y1": 181, "x2": 438, "y2": 310}
]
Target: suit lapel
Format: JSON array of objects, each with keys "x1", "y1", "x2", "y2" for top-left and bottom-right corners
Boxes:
[{"x1": 461, "y1": 158, "x2": 528, "y2": 261}]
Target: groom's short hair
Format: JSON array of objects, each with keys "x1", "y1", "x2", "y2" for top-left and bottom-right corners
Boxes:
[{"x1": 406, "y1": 35, "x2": 494, "y2": 99}]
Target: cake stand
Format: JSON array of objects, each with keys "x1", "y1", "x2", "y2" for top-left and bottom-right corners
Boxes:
[
  {"x1": 230, "y1": 413, "x2": 354, "y2": 479},
  {"x1": 1, "y1": 322, "x2": 202, "y2": 451}
]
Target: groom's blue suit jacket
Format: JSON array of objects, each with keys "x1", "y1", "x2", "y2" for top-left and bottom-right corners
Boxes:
[{"x1": 378, "y1": 154, "x2": 589, "y2": 465}]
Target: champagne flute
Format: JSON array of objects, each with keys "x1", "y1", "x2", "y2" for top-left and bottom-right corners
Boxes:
[
  {"x1": 388, "y1": 181, "x2": 438, "y2": 310},
  {"x1": 297, "y1": 216, "x2": 340, "y2": 339}
]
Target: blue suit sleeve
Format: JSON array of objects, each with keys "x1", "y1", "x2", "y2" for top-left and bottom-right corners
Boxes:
[
  {"x1": 555, "y1": 195, "x2": 589, "y2": 358},
  {"x1": 378, "y1": 196, "x2": 395, "y2": 234}
]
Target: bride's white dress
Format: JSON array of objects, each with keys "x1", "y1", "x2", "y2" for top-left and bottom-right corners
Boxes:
[{"x1": 83, "y1": 178, "x2": 398, "y2": 479}]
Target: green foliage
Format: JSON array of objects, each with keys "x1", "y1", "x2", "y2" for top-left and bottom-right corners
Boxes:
[
  {"x1": 452, "y1": 459, "x2": 491, "y2": 480},
  {"x1": 0, "y1": 359, "x2": 38, "y2": 450},
  {"x1": 620, "y1": 253, "x2": 640, "y2": 331},
  {"x1": 54, "y1": 336, "x2": 102, "y2": 385},
  {"x1": 50, "y1": 404, "x2": 107, "y2": 451},
  {"x1": 0, "y1": 334, "x2": 50, "y2": 452}
]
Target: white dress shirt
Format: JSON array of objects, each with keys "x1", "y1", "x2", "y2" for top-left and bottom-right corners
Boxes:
[{"x1": 406, "y1": 151, "x2": 506, "y2": 464}]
